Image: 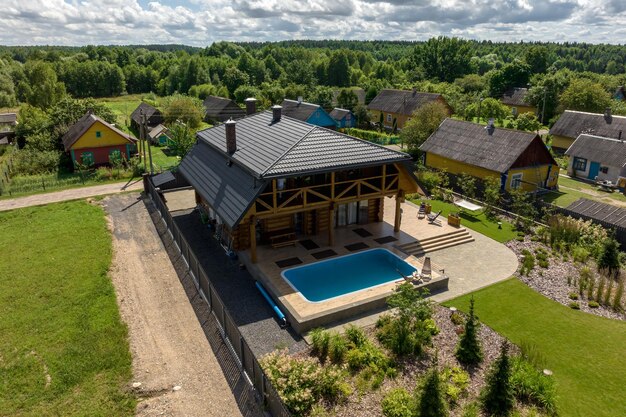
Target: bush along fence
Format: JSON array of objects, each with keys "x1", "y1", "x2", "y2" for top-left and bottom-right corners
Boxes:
[
  {"x1": 340, "y1": 128, "x2": 400, "y2": 146},
  {"x1": 144, "y1": 175, "x2": 292, "y2": 417}
]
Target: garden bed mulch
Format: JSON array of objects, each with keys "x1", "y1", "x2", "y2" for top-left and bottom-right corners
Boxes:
[
  {"x1": 506, "y1": 238, "x2": 626, "y2": 321},
  {"x1": 317, "y1": 306, "x2": 510, "y2": 417}
]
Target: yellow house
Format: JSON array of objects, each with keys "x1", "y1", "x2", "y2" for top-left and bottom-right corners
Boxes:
[
  {"x1": 501, "y1": 87, "x2": 536, "y2": 116},
  {"x1": 367, "y1": 88, "x2": 452, "y2": 130},
  {"x1": 420, "y1": 118, "x2": 560, "y2": 192},
  {"x1": 550, "y1": 109, "x2": 626, "y2": 151},
  {"x1": 62, "y1": 111, "x2": 137, "y2": 166}
]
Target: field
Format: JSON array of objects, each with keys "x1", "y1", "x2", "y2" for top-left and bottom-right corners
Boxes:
[
  {"x1": 97, "y1": 94, "x2": 147, "y2": 133},
  {"x1": 445, "y1": 279, "x2": 626, "y2": 417},
  {"x1": 0, "y1": 201, "x2": 135, "y2": 416}
]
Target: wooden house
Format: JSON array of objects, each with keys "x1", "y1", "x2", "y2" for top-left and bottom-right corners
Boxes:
[
  {"x1": 329, "y1": 108, "x2": 356, "y2": 128},
  {"x1": 501, "y1": 88, "x2": 535, "y2": 115},
  {"x1": 178, "y1": 105, "x2": 421, "y2": 263},
  {"x1": 420, "y1": 118, "x2": 559, "y2": 192},
  {"x1": 62, "y1": 111, "x2": 137, "y2": 167},
  {"x1": 565, "y1": 134, "x2": 626, "y2": 183},
  {"x1": 367, "y1": 89, "x2": 452, "y2": 130},
  {"x1": 280, "y1": 99, "x2": 336, "y2": 129},
  {"x1": 549, "y1": 109, "x2": 626, "y2": 151},
  {"x1": 203, "y1": 96, "x2": 245, "y2": 123},
  {"x1": 148, "y1": 124, "x2": 172, "y2": 146},
  {"x1": 130, "y1": 102, "x2": 163, "y2": 131},
  {"x1": 0, "y1": 113, "x2": 17, "y2": 131}
]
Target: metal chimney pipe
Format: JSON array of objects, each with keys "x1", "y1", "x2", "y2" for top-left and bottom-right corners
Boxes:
[
  {"x1": 244, "y1": 98, "x2": 257, "y2": 116},
  {"x1": 225, "y1": 119, "x2": 236, "y2": 154},
  {"x1": 272, "y1": 105, "x2": 282, "y2": 122}
]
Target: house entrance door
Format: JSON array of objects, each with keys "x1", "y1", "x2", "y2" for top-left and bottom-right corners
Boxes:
[{"x1": 588, "y1": 162, "x2": 600, "y2": 180}]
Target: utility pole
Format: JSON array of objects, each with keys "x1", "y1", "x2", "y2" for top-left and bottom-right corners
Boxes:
[
  {"x1": 477, "y1": 97, "x2": 483, "y2": 124},
  {"x1": 143, "y1": 113, "x2": 154, "y2": 175},
  {"x1": 140, "y1": 109, "x2": 147, "y2": 172},
  {"x1": 541, "y1": 87, "x2": 547, "y2": 125}
]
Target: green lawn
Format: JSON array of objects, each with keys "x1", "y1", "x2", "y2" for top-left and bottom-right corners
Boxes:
[
  {"x1": 444, "y1": 279, "x2": 626, "y2": 417},
  {"x1": 0, "y1": 201, "x2": 135, "y2": 416},
  {"x1": 98, "y1": 94, "x2": 145, "y2": 132},
  {"x1": 137, "y1": 141, "x2": 180, "y2": 172},
  {"x1": 410, "y1": 198, "x2": 518, "y2": 243}
]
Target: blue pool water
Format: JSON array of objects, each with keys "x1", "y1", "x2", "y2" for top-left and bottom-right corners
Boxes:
[{"x1": 281, "y1": 248, "x2": 416, "y2": 302}]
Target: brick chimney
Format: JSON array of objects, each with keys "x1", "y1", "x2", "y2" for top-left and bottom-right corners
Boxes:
[
  {"x1": 244, "y1": 97, "x2": 257, "y2": 116},
  {"x1": 225, "y1": 119, "x2": 236, "y2": 154},
  {"x1": 605, "y1": 107, "x2": 612, "y2": 120},
  {"x1": 272, "y1": 105, "x2": 282, "y2": 122}
]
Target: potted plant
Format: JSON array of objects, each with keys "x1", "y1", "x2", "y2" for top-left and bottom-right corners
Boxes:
[{"x1": 448, "y1": 212, "x2": 461, "y2": 227}]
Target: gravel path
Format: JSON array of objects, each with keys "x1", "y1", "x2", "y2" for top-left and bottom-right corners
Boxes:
[
  {"x1": 103, "y1": 193, "x2": 247, "y2": 417},
  {"x1": 0, "y1": 179, "x2": 143, "y2": 211}
]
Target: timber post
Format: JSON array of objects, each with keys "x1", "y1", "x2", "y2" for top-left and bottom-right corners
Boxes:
[
  {"x1": 394, "y1": 190, "x2": 404, "y2": 232},
  {"x1": 328, "y1": 204, "x2": 335, "y2": 246}
]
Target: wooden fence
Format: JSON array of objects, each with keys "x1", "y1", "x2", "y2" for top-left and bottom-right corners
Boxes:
[{"x1": 145, "y1": 175, "x2": 291, "y2": 417}]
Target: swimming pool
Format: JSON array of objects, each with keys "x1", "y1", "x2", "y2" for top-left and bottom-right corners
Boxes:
[{"x1": 281, "y1": 248, "x2": 417, "y2": 302}]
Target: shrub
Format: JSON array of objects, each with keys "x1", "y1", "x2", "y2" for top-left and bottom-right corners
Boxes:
[
  {"x1": 588, "y1": 300, "x2": 600, "y2": 308},
  {"x1": 572, "y1": 245, "x2": 590, "y2": 263},
  {"x1": 568, "y1": 301, "x2": 580, "y2": 310},
  {"x1": 481, "y1": 342, "x2": 514, "y2": 417},
  {"x1": 568, "y1": 292, "x2": 578, "y2": 300},
  {"x1": 604, "y1": 280, "x2": 614, "y2": 306},
  {"x1": 346, "y1": 340, "x2": 395, "y2": 391},
  {"x1": 586, "y1": 276, "x2": 595, "y2": 300},
  {"x1": 95, "y1": 167, "x2": 113, "y2": 181},
  {"x1": 518, "y1": 340, "x2": 546, "y2": 369},
  {"x1": 344, "y1": 324, "x2": 368, "y2": 348},
  {"x1": 461, "y1": 402, "x2": 480, "y2": 417},
  {"x1": 455, "y1": 297, "x2": 483, "y2": 365},
  {"x1": 450, "y1": 311, "x2": 464, "y2": 326},
  {"x1": 418, "y1": 364, "x2": 448, "y2": 417},
  {"x1": 596, "y1": 278, "x2": 605, "y2": 303},
  {"x1": 520, "y1": 250, "x2": 535, "y2": 276},
  {"x1": 11, "y1": 149, "x2": 62, "y2": 175},
  {"x1": 613, "y1": 279, "x2": 624, "y2": 311},
  {"x1": 442, "y1": 366, "x2": 470, "y2": 405},
  {"x1": 328, "y1": 333, "x2": 347, "y2": 364},
  {"x1": 382, "y1": 388, "x2": 416, "y2": 417},
  {"x1": 310, "y1": 328, "x2": 330, "y2": 359},
  {"x1": 597, "y1": 238, "x2": 621, "y2": 278},
  {"x1": 511, "y1": 356, "x2": 557, "y2": 415}
]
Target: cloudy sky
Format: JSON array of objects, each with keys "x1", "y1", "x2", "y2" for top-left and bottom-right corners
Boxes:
[{"x1": 2, "y1": 0, "x2": 626, "y2": 46}]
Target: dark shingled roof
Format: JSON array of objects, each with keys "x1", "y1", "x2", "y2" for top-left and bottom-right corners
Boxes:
[
  {"x1": 550, "y1": 110, "x2": 626, "y2": 139},
  {"x1": 501, "y1": 88, "x2": 531, "y2": 107},
  {"x1": 565, "y1": 134, "x2": 626, "y2": 168},
  {"x1": 566, "y1": 198, "x2": 626, "y2": 229},
  {"x1": 280, "y1": 99, "x2": 320, "y2": 122},
  {"x1": 0, "y1": 113, "x2": 17, "y2": 125},
  {"x1": 62, "y1": 112, "x2": 136, "y2": 151},
  {"x1": 179, "y1": 110, "x2": 413, "y2": 228},
  {"x1": 367, "y1": 89, "x2": 444, "y2": 116},
  {"x1": 131, "y1": 102, "x2": 161, "y2": 125},
  {"x1": 420, "y1": 118, "x2": 541, "y2": 173},
  {"x1": 148, "y1": 124, "x2": 171, "y2": 140},
  {"x1": 203, "y1": 96, "x2": 245, "y2": 122},
  {"x1": 329, "y1": 108, "x2": 351, "y2": 120}
]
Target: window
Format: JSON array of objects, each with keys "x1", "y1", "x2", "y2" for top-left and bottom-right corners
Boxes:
[
  {"x1": 511, "y1": 173, "x2": 523, "y2": 189},
  {"x1": 573, "y1": 157, "x2": 587, "y2": 171},
  {"x1": 81, "y1": 151, "x2": 95, "y2": 167},
  {"x1": 600, "y1": 166, "x2": 609, "y2": 174},
  {"x1": 96, "y1": 131, "x2": 102, "y2": 138},
  {"x1": 386, "y1": 113, "x2": 392, "y2": 123}
]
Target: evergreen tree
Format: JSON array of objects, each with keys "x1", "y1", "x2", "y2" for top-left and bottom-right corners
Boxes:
[
  {"x1": 455, "y1": 296, "x2": 483, "y2": 365},
  {"x1": 418, "y1": 360, "x2": 448, "y2": 417},
  {"x1": 597, "y1": 238, "x2": 621, "y2": 279},
  {"x1": 482, "y1": 342, "x2": 514, "y2": 416}
]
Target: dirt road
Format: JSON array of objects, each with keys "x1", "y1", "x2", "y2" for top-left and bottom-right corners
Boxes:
[
  {"x1": 103, "y1": 193, "x2": 245, "y2": 417},
  {"x1": 0, "y1": 179, "x2": 143, "y2": 211}
]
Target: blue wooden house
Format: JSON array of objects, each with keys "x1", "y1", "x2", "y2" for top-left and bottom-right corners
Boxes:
[
  {"x1": 280, "y1": 99, "x2": 336, "y2": 129},
  {"x1": 329, "y1": 108, "x2": 356, "y2": 128}
]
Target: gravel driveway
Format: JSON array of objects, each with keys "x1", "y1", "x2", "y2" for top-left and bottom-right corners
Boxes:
[{"x1": 103, "y1": 193, "x2": 249, "y2": 417}]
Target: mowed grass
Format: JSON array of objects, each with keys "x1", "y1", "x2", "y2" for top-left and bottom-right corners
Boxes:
[
  {"x1": 444, "y1": 279, "x2": 626, "y2": 417},
  {"x1": 0, "y1": 201, "x2": 135, "y2": 416},
  {"x1": 411, "y1": 198, "x2": 517, "y2": 243}
]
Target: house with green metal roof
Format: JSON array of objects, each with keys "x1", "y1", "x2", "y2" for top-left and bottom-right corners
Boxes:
[{"x1": 178, "y1": 105, "x2": 422, "y2": 263}]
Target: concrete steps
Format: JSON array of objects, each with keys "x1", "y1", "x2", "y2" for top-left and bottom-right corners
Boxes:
[{"x1": 396, "y1": 228, "x2": 474, "y2": 257}]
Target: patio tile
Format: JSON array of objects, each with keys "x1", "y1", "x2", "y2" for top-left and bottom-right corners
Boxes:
[
  {"x1": 299, "y1": 239, "x2": 320, "y2": 250},
  {"x1": 311, "y1": 249, "x2": 338, "y2": 260},
  {"x1": 344, "y1": 242, "x2": 369, "y2": 251},
  {"x1": 374, "y1": 235, "x2": 398, "y2": 244},
  {"x1": 275, "y1": 257, "x2": 303, "y2": 268},
  {"x1": 352, "y1": 228, "x2": 373, "y2": 237}
]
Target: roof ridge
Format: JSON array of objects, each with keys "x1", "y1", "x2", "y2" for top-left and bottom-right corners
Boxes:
[
  {"x1": 260, "y1": 124, "x2": 318, "y2": 178},
  {"x1": 564, "y1": 109, "x2": 626, "y2": 119},
  {"x1": 443, "y1": 118, "x2": 537, "y2": 137},
  {"x1": 578, "y1": 133, "x2": 626, "y2": 142}
]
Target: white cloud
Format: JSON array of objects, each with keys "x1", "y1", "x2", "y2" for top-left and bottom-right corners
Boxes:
[{"x1": 0, "y1": 0, "x2": 625, "y2": 45}]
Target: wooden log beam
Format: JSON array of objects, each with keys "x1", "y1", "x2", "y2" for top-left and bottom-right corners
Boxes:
[
  {"x1": 394, "y1": 191, "x2": 404, "y2": 232},
  {"x1": 250, "y1": 216, "x2": 257, "y2": 263}
]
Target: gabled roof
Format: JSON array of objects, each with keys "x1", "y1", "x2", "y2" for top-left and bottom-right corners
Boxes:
[
  {"x1": 549, "y1": 110, "x2": 626, "y2": 139},
  {"x1": 329, "y1": 108, "x2": 351, "y2": 120},
  {"x1": 203, "y1": 96, "x2": 245, "y2": 121},
  {"x1": 131, "y1": 102, "x2": 161, "y2": 124},
  {"x1": 280, "y1": 99, "x2": 321, "y2": 122},
  {"x1": 501, "y1": 88, "x2": 531, "y2": 107},
  {"x1": 565, "y1": 134, "x2": 626, "y2": 168},
  {"x1": 62, "y1": 112, "x2": 136, "y2": 151},
  {"x1": 179, "y1": 110, "x2": 413, "y2": 228},
  {"x1": 367, "y1": 89, "x2": 445, "y2": 116},
  {"x1": 148, "y1": 124, "x2": 171, "y2": 140},
  {"x1": 420, "y1": 118, "x2": 548, "y2": 173},
  {"x1": 566, "y1": 198, "x2": 626, "y2": 229},
  {"x1": 0, "y1": 113, "x2": 17, "y2": 125}
]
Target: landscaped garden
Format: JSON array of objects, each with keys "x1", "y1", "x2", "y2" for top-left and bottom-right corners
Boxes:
[
  {"x1": 0, "y1": 201, "x2": 135, "y2": 416},
  {"x1": 541, "y1": 175, "x2": 626, "y2": 208}
]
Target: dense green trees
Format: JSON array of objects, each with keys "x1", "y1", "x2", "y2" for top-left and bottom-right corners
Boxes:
[
  {"x1": 558, "y1": 78, "x2": 612, "y2": 113},
  {"x1": 162, "y1": 94, "x2": 205, "y2": 129},
  {"x1": 414, "y1": 37, "x2": 473, "y2": 82},
  {"x1": 16, "y1": 61, "x2": 65, "y2": 108},
  {"x1": 401, "y1": 101, "x2": 449, "y2": 154}
]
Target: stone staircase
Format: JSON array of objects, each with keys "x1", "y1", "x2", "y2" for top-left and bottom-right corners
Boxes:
[{"x1": 396, "y1": 228, "x2": 474, "y2": 257}]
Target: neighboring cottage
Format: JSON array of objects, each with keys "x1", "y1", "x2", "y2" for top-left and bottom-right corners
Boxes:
[
  {"x1": 367, "y1": 88, "x2": 452, "y2": 130},
  {"x1": 203, "y1": 95, "x2": 246, "y2": 123},
  {"x1": 420, "y1": 118, "x2": 559, "y2": 192},
  {"x1": 549, "y1": 109, "x2": 626, "y2": 151},
  {"x1": 62, "y1": 111, "x2": 137, "y2": 167},
  {"x1": 565, "y1": 134, "x2": 626, "y2": 183},
  {"x1": 130, "y1": 102, "x2": 164, "y2": 131},
  {"x1": 501, "y1": 88, "x2": 535, "y2": 115},
  {"x1": 0, "y1": 113, "x2": 17, "y2": 131},
  {"x1": 329, "y1": 108, "x2": 356, "y2": 128},
  {"x1": 280, "y1": 98, "x2": 336, "y2": 129},
  {"x1": 149, "y1": 124, "x2": 172, "y2": 146},
  {"x1": 179, "y1": 105, "x2": 421, "y2": 262}
]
